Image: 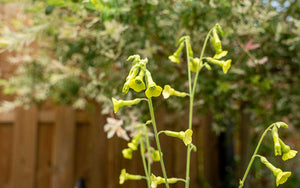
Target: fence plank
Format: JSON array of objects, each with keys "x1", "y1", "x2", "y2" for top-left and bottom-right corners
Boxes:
[
  {"x1": 52, "y1": 106, "x2": 75, "y2": 188},
  {"x1": 11, "y1": 107, "x2": 38, "y2": 188},
  {"x1": 36, "y1": 123, "x2": 54, "y2": 188},
  {"x1": 0, "y1": 123, "x2": 13, "y2": 188},
  {"x1": 88, "y1": 106, "x2": 107, "y2": 188}
]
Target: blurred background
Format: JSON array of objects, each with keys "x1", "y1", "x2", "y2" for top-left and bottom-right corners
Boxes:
[{"x1": 0, "y1": 0, "x2": 299, "y2": 188}]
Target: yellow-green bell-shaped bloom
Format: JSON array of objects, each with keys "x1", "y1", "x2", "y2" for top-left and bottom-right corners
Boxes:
[
  {"x1": 162, "y1": 129, "x2": 193, "y2": 146},
  {"x1": 122, "y1": 66, "x2": 140, "y2": 94},
  {"x1": 112, "y1": 98, "x2": 144, "y2": 113},
  {"x1": 119, "y1": 169, "x2": 144, "y2": 184},
  {"x1": 128, "y1": 69, "x2": 146, "y2": 92},
  {"x1": 145, "y1": 70, "x2": 162, "y2": 98},
  {"x1": 169, "y1": 42, "x2": 184, "y2": 63},
  {"x1": 150, "y1": 174, "x2": 183, "y2": 188},
  {"x1": 272, "y1": 126, "x2": 282, "y2": 156},
  {"x1": 279, "y1": 138, "x2": 298, "y2": 161},
  {"x1": 162, "y1": 85, "x2": 188, "y2": 99},
  {"x1": 151, "y1": 150, "x2": 161, "y2": 162},
  {"x1": 122, "y1": 148, "x2": 133, "y2": 159},
  {"x1": 206, "y1": 57, "x2": 231, "y2": 74},
  {"x1": 260, "y1": 156, "x2": 291, "y2": 187},
  {"x1": 128, "y1": 133, "x2": 142, "y2": 151}
]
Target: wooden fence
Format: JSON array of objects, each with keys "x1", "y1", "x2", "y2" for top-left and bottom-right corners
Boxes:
[{"x1": 0, "y1": 104, "x2": 220, "y2": 188}]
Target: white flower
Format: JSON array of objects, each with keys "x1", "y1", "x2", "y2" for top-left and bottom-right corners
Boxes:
[{"x1": 104, "y1": 117, "x2": 129, "y2": 141}]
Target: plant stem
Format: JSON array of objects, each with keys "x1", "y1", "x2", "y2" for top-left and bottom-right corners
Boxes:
[
  {"x1": 145, "y1": 126, "x2": 151, "y2": 178},
  {"x1": 238, "y1": 124, "x2": 274, "y2": 188},
  {"x1": 140, "y1": 138, "x2": 151, "y2": 188},
  {"x1": 185, "y1": 36, "x2": 193, "y2": 188},
  {"x1": 184, "y1": 29, "x2": 213, "y2": 188},
  {"x1": 148, "y1": 98, "x2": 169, "y2": 188}
]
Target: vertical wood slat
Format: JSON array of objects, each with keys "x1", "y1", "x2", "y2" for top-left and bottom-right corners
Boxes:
[
  {"x1": 36, "y1": 123, "x2": 54, "y2": 188},
  {"x1": 0, "y1": 123, "x2": 13, "y2": 188},
  {"x1": 88, "y1": 106, "x2": 107, "y2": 188},
  {"x1": 52, "y1": 106, "x2": 75, "y2": 188},
  {"x1": 11, "y1": 107, "x2": 38, "y2": 188}
]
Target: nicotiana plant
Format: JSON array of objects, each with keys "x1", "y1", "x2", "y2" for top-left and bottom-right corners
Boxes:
[{"x1": 110, "y1": 24, "x2": 297, "y2": 188}]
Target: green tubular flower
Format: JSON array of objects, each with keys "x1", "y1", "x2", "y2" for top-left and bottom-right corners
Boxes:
[
  {"x1": 150, "y1": 174, "x2": 183, "y2": 188},
  {"x1": 213, "y1": 50, "x2": 228, "y2": 60},
  {"x1": 260, "y1": 156, "x2": 291, "y2": 187},
  {"x1": 119, "y1": 169, "x2": 144, "y2": 184},
  {"x1": 162, "y1": 85, "x2": 188, "y2": 99},
  {"x1": 190, "y1": 57, "x2": 203, "y2": 72},
  {"x1": 128, "y1": 133, "x2": 142, "y2": 150},
  {"x1": 112, "y1": 98, "x2": 144, "y2": 113},
  {"x1": 129, "y1": 69, "x2": 146, "y2": 92},
  {"x1": 274, "y1": 122, "x2": 289, "y2": 129},
  {"x1": 206, "y1": 57, "x2": 231, "y2": 74},
  {"x1": 162, "y1": 129, "x2": 193, "y2": 146},
  {"x1": 169, "y1": 42, "x2": 184, "y2": 63},
  {"x1": 151, "y1": 150, "x2": 161, "y2": 162},
  {"x1": 122, "y1": 148, "x2": 133, "y2": 159},
  {"x1": 145, "y1": 70, "x2": 162, "y2": 98},
  {"x1": 279, "y1": 138, "x2": 298, "y2": 161},
  {"x1": 122, "y1": 66, "x2": 140, "y2": 94},
  {"x1": 272, "y1": 126, "x2": 282, "y2": 156},
  {"x1": 211, "y1": 28, "x2": 222, "y2": 54}
]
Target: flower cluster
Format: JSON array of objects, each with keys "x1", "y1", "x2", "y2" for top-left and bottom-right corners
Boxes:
[{"x1": 239, "y1": 122, "x2": 298, "y2": 188}]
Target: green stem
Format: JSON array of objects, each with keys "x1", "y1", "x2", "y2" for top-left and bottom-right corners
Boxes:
[
  {"x1": 140, "y1": 138, "x2": 151, "y2": 188},
  {"x1": 184, "y1": 29, "x2": 213, "y2": 188},
  {"x1": 238, "y1": 124, "x2": 275, "y2": 188},
  {"x1": 145, "y1": 126, "x2": 152, "y2": 179},
  {"x1": 148, "y1": 98, "x2": 169, "y2": 188}
]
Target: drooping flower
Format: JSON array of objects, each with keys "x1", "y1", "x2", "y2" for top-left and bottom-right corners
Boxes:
[
  {"x1": 260, "y1": 156, "x2": 292, "y2": 187},
  {"x1": 122, "y1": 66, "x2": 139, "y2": 94},
  {"x1": 119, "y1": 169, "x2": 143, "y2": 184},
  {"x1": 122, "y1": 148, "x2": 133, "y2": 159},
  {"x1": 104, "y1": 117, "x2": 129, "y2": 141},
  {"x1": 112, "y1": 97, "x2": 144, "y2": 113},
  {"x1": 145, "y1": 70, "x2": 162, "y2": 98},
  {"x1": 151, "y1": 150, "x2": 161, "y2": 162},
  {"x1": 272, "y1": 126, "x2": 282, "y2": 156},
  {"x1": 162, "y1": 129, "x2": 193, "y2": 146},
  {"x1": 279, "y1": 139, "x2": 298, "y2": 161},
  {"x1": 129, "y1": 69, "x2": 146, "y2": 92},
  {"x1": 127, "y1": 133, "x2": 142, "y2": 151},
  {"x1": 162, "y1": 85, "x2": 188, "y2": 99},
  {"x1": 205, "y1": 57, "x2": 231, "y2": 74},
  {"x1": 168, "y1": 42, "x2": 184, "y2": 63}
]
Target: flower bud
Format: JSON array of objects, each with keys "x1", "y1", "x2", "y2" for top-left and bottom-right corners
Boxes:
[
  {"x1": 162, "y1": 85, "x2": 188, "y2": 99},
  {"x1": 279, "y1": 139, "x2": 298, "y2": 161},
  {"x1": 272, "y1": 126, "x2": 282, "y2": 156}
]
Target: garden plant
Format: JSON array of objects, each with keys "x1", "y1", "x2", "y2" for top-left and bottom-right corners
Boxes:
[{"x1": 111, "y1": 24, "x2": 297, "y2": 188}]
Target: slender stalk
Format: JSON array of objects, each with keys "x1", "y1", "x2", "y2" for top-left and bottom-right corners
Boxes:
[
  {"x1": 185, "y1": 29, "x2": 213, "y2": 188},
  {"x1": 140, "y1": 138, "x2": 151, "y2": 188},
  {"x1": 238, "y1": 124, "x2": 275, "y2": 188},
  {"x1": 148, "y1": 98, "x2": 169, "y2": 188},
  {"x1": 145, "y1": 126, "x2": 152, "y2": 178},
  {"x1": 184, "y1": 36, "x2": 193, "y2": 188}
]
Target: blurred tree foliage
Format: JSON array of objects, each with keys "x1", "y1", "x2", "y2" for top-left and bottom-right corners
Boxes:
[{"x1": 0, "y1": 0, "x2": 299, "y2": 186}]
